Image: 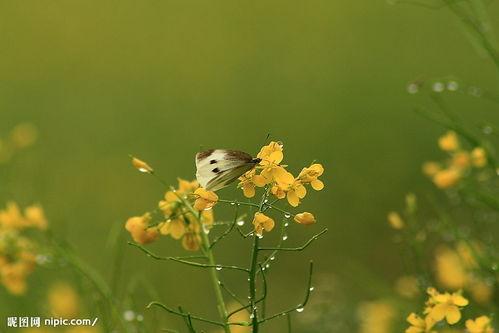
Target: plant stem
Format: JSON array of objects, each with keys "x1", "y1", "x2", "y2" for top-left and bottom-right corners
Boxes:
[{"x1": 199, "y1": 229, "x2": 231, "y2": 333}]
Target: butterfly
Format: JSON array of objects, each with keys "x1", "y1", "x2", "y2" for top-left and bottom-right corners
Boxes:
[{"x1": 195, "y1": 149, "x2": 261, "y2": 191}]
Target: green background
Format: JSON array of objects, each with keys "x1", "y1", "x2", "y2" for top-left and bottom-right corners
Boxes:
[{"x1": 1, "y1": 1, "x2": 498, "y2": 332}]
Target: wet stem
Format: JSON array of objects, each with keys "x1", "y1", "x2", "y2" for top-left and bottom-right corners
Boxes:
[{"x1": 248, "y1": 187, "x2": 270, "y2": 333}]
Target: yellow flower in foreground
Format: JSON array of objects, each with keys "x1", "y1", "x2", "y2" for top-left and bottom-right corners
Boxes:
[
  {"x1": 257, "y1": 141, "x2": 284, "y2": 166},
  {"x1": 298, "y1": 163, "x2": 325, "y2": 190},
  {"x1": 48, "y1": 282, "x2": 80, "y2": 317},
  {"x1": 24, "y1": 204, "x2": 48, "y2": 230},
  {"x1": 238, "y1": 170, "x2": 258, "y2": 198},
  {"x1": 286, "y1": 180, "x2": 307, "y2": 207},
  {"x1": 466, "y1": 316, "x2": 494, "y2": 333},
  {"x1": 471, "y1": 148, "x2": 487, "y2": 168},
  {"x1": 294, "y1": 212, "x2": 316, "y2": 225},
  {"x1": 387, "y1": 211, "x2": 404, "y2": 230},
  {"x1": 427, "y1": 290, "x2": 468, "y2": 324},
  {"x1": 405, "y1": 313, "x2": 436, "y2": 333},
  {"x1": 438, "y1": 131, "x2": 459, "y2": 152},
  {"x1": 432, "y1": 168, "x2": 461, "y2": 189},
  {"x1": 131, "y1": 156, "x2": 154, "y2": 173},
  {"x1": 193, "y1": 188, "x2": 218, "y2": 211},
  {"x1": 125, "y1": 213, "x2": 158, "y2": 244},
  {"x1": 159, "y1": 218, "x2": 185, "y2": 239},
  {"x1": 252, "y1": 212, "x2": 275, "y2": 236}
]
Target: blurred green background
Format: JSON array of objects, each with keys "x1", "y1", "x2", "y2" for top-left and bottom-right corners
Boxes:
[{"x1": 1, "y1": 1, "x2": 499, "y2": 332}]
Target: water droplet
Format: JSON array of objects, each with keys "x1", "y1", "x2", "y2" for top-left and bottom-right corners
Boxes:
[
  {"x1": 270, "y1": 256, "x2": 275, "y2": 261},
  {"x1": 284, "y1": 213, "x2": 291, "y2": 219},
  {"x1": 406, "y1": 83, "x2": 419, "y2": 94},
  {"x1": 432, "y1": 82, "x2": 444, "y2": 92},
  {"x1": 257, "y1": 234, "x2": 264, "y2": 239},
  {"x1": 215, "y1": 265, "x2": 223, "y2": 271},
  {"x1": 35, "y1": 254, "x2": 50, "y2": 265},
  {"x1": 284, "y1": 222, "x2": 289, "y2": 227},
  {"x1": 265, "y1": 264, "x2": 270, "y2": 268},
  {"x1": 491, "y1": 263, "x2": 498, "y2": 271},
  {"x1": 282, "y1": 235, "x2": 288, "y2": 241},
  {"x1": 230, "y1": 202, "x2": 236, "y2": 206},
  {"x1": 309, "y1": 286, "x2": 315, "y2": 291},
  {"x1": 218, "y1": 280, "x2": 222, "y2": 285},
  {"x1": 202, "y1": 223, "x2": 211, "y2": 234},
  {"x1": 237, "y1": 220, "x2": 245, "y2": 226},
  {"x1": 136, "y1": 314, "x2": 144, "y2": 322},
  {"x1": 264, "y1": 199, "x2": 269, "y2": 203},
  {"x1": 446, "y1": 80, "x2": 459, "y2": 91},
  {"x1": 296, "y1": 307, "x2": 304, "y2": 313},
  {"x1": 123, "y1": 310, "x2": 136, "y2": 321},
  {"x1": 249, "y1": 313, "x2": 255, "y2": 319},
  {"x1": 247, "y1": 278, "x2": 250, "y2": 282}
]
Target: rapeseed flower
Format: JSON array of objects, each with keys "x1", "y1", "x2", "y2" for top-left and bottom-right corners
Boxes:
[
  {"x1": 294, "y1": 212, "x2": 316, "y2": 225},
  {"x1": 252, "y1": 212, "x2": 275, "y2": 236},
  {"x1": 426, "y1": 289, "x2": 468, "y2": 324},
  {"x1": 466, "y1": 316, "x2": 494, "y2": 333},
  {"x1": 405, "y1": 313, "x2": 436, "y2": 333},
  {"x1": 125, "y1": 213, "x2": 159, "y2": 244}
]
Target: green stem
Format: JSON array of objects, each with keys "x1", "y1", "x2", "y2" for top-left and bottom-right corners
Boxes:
[{"x1": 200, "y1": 229, "x2": 231, "y2": 333}]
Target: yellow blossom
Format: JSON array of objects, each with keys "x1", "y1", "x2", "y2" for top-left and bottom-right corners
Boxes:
[
  {"x1": 438, "y1": 131, "x2": 459, "y2": 152},
  {"x1": 422, "y1": 162, "x2": 442, "y2": 177},
  {"x1": 432, "y1": 168, "x2": 461, "y2": 189},
  {"x1": 159, "y1": 217, "x2": 185, "y2": 239},
  {"x1": 48, "y1": 282, "x2": 80, "y2": 317},
  {"x1": 405, "y1": 313, "x2": 436, "y2": 333},
  {"x1": 427, "y1": 290, "x2": 468, "y2": 324},
  {"x1": 125, "y1": 213, "x2": 159, "y2": 244},
  {"x1": 257, "y1": 141, "x2": 284, "y2": 166},
  {"x1": 286, "y1": 180, "x2": 307, "y2": 207},
  {"x1": 466, "y1": 316, "x2": 494, "y2": 333},
  {"x1": 182, "y1": 231, "x2": 202, "y2": 251},
  {"x1": 238, "y1": 170, "x2": 258, "y2": 198},
  {"x1": 294, "y1": 212, "x2": 316, "y2": 225},
  {"x1": 252, "y1": 212, "x2": 275, "y2": 236},
  {"x1": 358, "y1": 301, "x2": 395, "y2": 333},
  {"x1": 131, "y1": 156, "x2": 154, "y2": 173},
  {"x1": 471, "y1": 148, "x2": 487, "y2": 168},
  {"x1": 298, "y1": 163, "x2": 324, "y2": 190},
  {"x1": 0, "y1": 261, "x2": 34, "y2": 295},
  {"x1": 193, "y1": 188, "x2": 218, "y2": 211},
  {"x1": 387, "y1": 211, "x2": 404, "y2": 230},
  {"x1": 177, "y1": 178, "x2": 199, "y2": 193},
  {"x1": 24, "y1": 204, "x2": 48, "y2": 230},
  {"x1": 451, "y1": 151, "x2": 470, "y2": 169},
  {"x1": 434, "y1": 246, "x2": 467, "y2": 290}
]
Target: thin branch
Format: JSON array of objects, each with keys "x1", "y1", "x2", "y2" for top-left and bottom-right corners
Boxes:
[
  {"x1": 219, "y1": 281, "x2": 247, "y2": 309},
  {"x1": 148, "y1": 302, "x2": 224, "y2": 327},
  {"x1": 128, "y1": 242, "x2": 250, "y2": 273},
  {"x1": 258, "y1": 228, "x2": 328, "y2": 252},
  {"x1": 227, "y1": 264, "x2": 267, "y2": 319},
  {"x1": 210, "y1": 205, "x2": 239, "y2": 249},
  {"x1": 218, "y1": 199, "x2": 260, "y2": 208},
  {"x1": 258, "y1": 261, "x2": 314, "y2": 323}
]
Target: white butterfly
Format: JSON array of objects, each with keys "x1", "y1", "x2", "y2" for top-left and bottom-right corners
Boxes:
[{"x1": 195, "y1": 149, "x2": 261, "y2": 191}]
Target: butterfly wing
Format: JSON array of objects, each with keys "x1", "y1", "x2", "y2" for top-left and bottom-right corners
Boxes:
[{"x1": 196, "y1": 149, "x2": 258, "y2": 191}]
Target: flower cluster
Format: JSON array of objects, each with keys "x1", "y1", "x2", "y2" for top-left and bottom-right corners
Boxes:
[
  {"x1": 125, "y1": 178, "x2": 214, "y2": 251},
  {"x1": 405, "y1": 288, "x2": 494, "y2": 332},
  {"x1": 422, "y1": 131, "x2": 488, "y2": 189},
  {"x1": 238, "y1": 141, "x2": 324, "y2": 207},
  {"x1": 0, "y1": 123, "x2": 38, "y2": 164},
  {"x1": 434, "y1": 243, "x2": 494, "y2": 305},
  {"x1": 0, "y1": 202, "x2": 48, "y2": 295}
]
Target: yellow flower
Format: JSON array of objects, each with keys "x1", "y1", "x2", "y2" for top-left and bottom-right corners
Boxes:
[
  {"x1": 451, "y1": 151, "x2": 470, "y2": 170},
  {"x1": 405, "y1": 313, "x2": 436, "y2": 333},
  {"x1": 159, "y1": 217, "x2": 186, "y2": 239},
  {"x1": 422, "y1": 162, "x2": 442, "y2": 177},
  {"x1": 427, "y1": 290, "x2": 468, "y2": 324},
  {"x1": 387, "y1": 211, "x2": 404, "y2": 230},
  {"x1": 0, "y1": 201, "x2": 24, "y2": 229},
  {"x1": 24, "y1": 204, "x2": 48, "y2": 230},
  {"x1": 471, "y1": 148, "x2": 487, "y2": 168},
  {"x1": 432, "y1": 168, "x2": 461, "y2": 189},
  {"x1": 252, "y1": 212, "x2": 275, "y2": 236},
  {"x1": 177, "y1": 178, "x2": 199, "y2": 193},
  {"x1": 238, "y1": 170, "x2": 258, "y2": 198},
  {"x1": 48, "y1": 282, "x2": 80, "y2": 317},
  {"x1": 131, "y1": 156, "x2": 154, "y2": 173},
  {"x1": 125, "y1": 213, "x2": 159, "y2": 244},
  {"x1": 298, "y1": 163, "x2": 324, "y2": 190},
  {"x1": 257, "y1": 141, "x2": 284, "y2": 166},
  {"x1": 0, "y1": 261, "x2": 33, "y2": 295},
  {"x1": 182, "y1": 231, "x2": 202, "y2": 251},
  {"x1": 466, "y1": 316, "x2": 494, "y2": 333},
  {"x1": 438, "y1": 131, "x2": 459, "y2": 152},
  {"x1": 294, "y1": 212, "x2": 316, "y2": 225},
  {"x1": 286, "y1": 180, "x2": 307, "y2": 207},
  {"x1": 434, "y1": 246, "x2": 467, "y2": 290},
  {"x1": 358, "y1": 301, "x2": 395, "y2": 333},
  {"x1": 193, "y1": 188, "x2": 218, "y2": 211}
]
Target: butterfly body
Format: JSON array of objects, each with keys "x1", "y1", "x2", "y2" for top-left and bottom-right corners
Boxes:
[{"x1": 195, "y1": 149, "x2": 260, "y2": 191}]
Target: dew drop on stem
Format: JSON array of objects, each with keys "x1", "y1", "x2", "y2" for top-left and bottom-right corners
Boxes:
[
  {"x1": 215, "y1": 265, "x2": 222, "y2": 271},
  {"x1": 296, "y1": 307, "x2": 304, "y2": 313}
]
